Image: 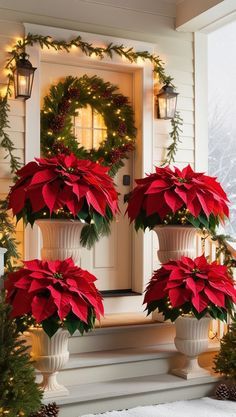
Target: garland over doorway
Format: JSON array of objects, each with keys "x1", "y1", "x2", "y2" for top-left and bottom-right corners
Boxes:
[{"x1": 1, "y1": 32, "x2": 183, "y2": 175}]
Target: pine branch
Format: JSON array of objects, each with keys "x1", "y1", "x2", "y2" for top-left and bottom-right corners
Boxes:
[
  {"x1": 214, "y1": 320, "x2": 236, "y2": 381},
  {"x1": 161, "y1": 111, "x2": 183, "y2": 166},
  {"x1": 0, "y1": 199, "x2": 21, "y2": 273},
  {"x1": 0, "y1": 292, "x2": 42, "y2": 416},
  {"x1": 0, "y1": 93, "x2": 21, "y2": 174}
]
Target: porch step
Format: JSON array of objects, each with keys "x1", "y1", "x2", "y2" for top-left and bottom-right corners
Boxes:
[
  {"x1": 38, "y1": 322, "x2": 220, "y2": 417},
  {"x1": 55, "y1": 344, "x2": 218, "y2": 387},
  {"x1": 45, "y1": 373, "x2": 219, "y2": 417},
  {"x1": 69, "y1": 321, "x2": 176, "y2": 354},
  {"x1": 57, "y1": 345, "x2": 180, "y2": 386}
]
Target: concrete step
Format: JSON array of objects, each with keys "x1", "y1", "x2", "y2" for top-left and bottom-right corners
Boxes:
[
  {"x1": 57, "y1": 345, "x2": 181, "y2": 386},
  {"x1": 45, "y1": 372, "x2": 220, "y2": 417},
  {"x1": 69, "y1": 322, "x2": 176, "y2": 354},
  {"x1": 53, "y1": 343, "x2": 218, "y2": 387}
]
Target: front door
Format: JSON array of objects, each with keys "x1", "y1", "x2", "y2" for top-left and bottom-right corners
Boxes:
[{"x1": 40, "y1": 62, "x2": 134, "y2": 291}]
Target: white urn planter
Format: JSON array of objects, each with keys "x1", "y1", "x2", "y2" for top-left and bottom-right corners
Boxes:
[
  {"x1": 172, "y1": 316, "x2": 211, "y2": 379},
  {"x1": 153, "y1": 225, "x2": 197, "y2": 263},
  {"x1": 28, "y1": 327, "x2": 69, "y2": 398},
  {"x1": 36, "y1": 219, "x2": 85, "y2": 266}
]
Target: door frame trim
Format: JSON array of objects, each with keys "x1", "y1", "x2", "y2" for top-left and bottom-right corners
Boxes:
[{"x1": 24, "y1": 23, "x2": 154, "y2": 306}]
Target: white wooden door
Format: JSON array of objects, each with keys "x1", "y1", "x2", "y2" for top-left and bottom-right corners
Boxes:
[{"x1": 40, "y1": 62, "x2": 133, "y2": 291}]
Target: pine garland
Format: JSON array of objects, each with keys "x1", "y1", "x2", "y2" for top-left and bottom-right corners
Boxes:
[
  {"x1": 0, "y1": 92, "x2": 21, "y2": 174},
  {"x1": 7, "y1": 34, "x2": 172, "y2": 84},
  {"x1": 0, "y1": 200, "x2": 20, "y2": 273},
  {"x1": 0, "y1": 81, "x2": 21, "y2": 273},
  {"x1": 3, "y1": 32, "x2": 182, "y2": 168},
  {"x1": 161, "y1": 111, "x2": 183, "y2": 166},
  {"x1": 200, "y1": 230, "x2": 236, "y2": 275}
]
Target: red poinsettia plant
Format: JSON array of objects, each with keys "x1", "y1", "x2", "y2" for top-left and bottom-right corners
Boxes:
[
  {"x1": 127, "y1": 164, "x2": 229, "y2": 233},
  {"x1": 5, "y1": 257, "x2": 104, "y2": 337},
  {"x1": 8, "y1": 152, "x2": 119, "y2": 247},
  {"x1": 144, "y1": 254, "x2": 236, "y2": 322}
]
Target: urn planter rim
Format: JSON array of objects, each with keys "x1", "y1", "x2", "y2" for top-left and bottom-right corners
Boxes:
[
  {"x1": 36, "y1": 219, "x2": 86, "y2": 225},
  {"x1": 153, "y1": 225, "x2": 197, "y2": 230},
  {"x1": 28, "y1": 326, "x2": 69, "y2": 336},
  {"x1": 175, "y1": 315, "x2": 211, "y2": 322}
]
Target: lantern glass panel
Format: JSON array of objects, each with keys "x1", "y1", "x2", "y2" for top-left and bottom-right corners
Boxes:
[
  {"x1": 158, "y1": 97, "x2": 167, "y2": 119},
  {"x1": 166, "y1": 96, "x2": 177, "y2": 119},
  {"x1": 13, "y1": 66, "x2": 35, "y2": 99}
]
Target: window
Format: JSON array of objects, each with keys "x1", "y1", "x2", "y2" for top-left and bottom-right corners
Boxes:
[
  {"x1": 73, "y1": 105, "x2": 107, "y2": 150},
  {"x1": 208, "y1": 21, "x2": 236, "y2": 236}
]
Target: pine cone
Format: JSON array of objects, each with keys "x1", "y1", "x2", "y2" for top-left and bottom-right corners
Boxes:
[
  {"x1": 229, "y1": 385, "x2": 236, "y2": 401},
  {"x1": 67, "y1": 87, "x2": 80, "y2": 99},
  {"x1": 30, "y1": 402, "x2": 59, "y2": 417},
  {"x1": 49, "y1": 115, "x2": 65, "y2": 133},
  {"x1": 215, "y1": 383, "x2": 230, "y2": 400}
]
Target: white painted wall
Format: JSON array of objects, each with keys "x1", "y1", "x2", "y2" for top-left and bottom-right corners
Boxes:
[{"x1": 0, "y1": 0, "x2": 194, "y2": 276}]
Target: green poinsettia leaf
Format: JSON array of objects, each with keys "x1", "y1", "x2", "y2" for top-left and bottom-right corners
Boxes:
[
  {"x1": 64, "y1": 316, "x2": 82, "y2": 336},
  {"x1": 42, "y1": 317, "x2": 60, "y2": 338},
  {"x1": 187, "y1": 214, "x2": 200, "y2": 228},
  {"x1": 198, "y1": 213, "x2": 209, "y2": 229}
]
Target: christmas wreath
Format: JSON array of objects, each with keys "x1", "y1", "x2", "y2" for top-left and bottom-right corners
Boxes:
[{"x1": 41, "y1": 75, "x2": 136, "y2": 176}]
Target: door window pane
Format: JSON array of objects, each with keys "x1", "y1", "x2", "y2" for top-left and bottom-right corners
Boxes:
[{"x1": 73, "y1": 105, "x2": 107, "y2": 150}]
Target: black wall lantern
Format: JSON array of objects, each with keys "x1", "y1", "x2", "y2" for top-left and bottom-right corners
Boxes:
[
  {"x1": 156, "y1": 84, "x2": 178, "y2": 120},
  {"x1": 13, "y1": 53, "x2": 36, "y2": 100}
]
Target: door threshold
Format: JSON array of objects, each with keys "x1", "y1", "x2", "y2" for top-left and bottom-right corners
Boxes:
[
  {"x1": 95, "y1": 312, "x2": 154, "y2": 328},
  {"x1": 101, "y1": 289, "x2": 142, "y2": 298}
]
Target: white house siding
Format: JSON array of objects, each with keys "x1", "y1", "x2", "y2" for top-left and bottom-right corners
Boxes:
[
  {"x1": 0, "y1": 22, "x2": 25, "y2": 258},
  {"x1": 0, "y1": 0, "x2": 194, "y2": 272}
]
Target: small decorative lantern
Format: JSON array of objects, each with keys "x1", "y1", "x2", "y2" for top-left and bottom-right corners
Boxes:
[
  {"x1": 13, "y1": 53, "x2": 36, "y2": 100},
  {"x1": 156, "y1": 84, "x2": 178, "y2": 120}
]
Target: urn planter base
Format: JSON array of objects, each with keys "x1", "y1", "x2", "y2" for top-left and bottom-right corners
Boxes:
[
  {"x1": 28, "y1": 327, "x2": 70, "y2": 398},
  {"x1": 40, "y1": 372, "x2": 69, "y2": 398},
  {"x1": 172, "y1": 316, "x2": 211, "y2": 380},
  {"x1": 172, "y1": 358, "x2": 211, "y2": 380}
]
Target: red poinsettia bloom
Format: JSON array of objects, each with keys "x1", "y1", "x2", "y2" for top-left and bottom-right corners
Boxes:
[
  {"x1": 5, "y1": 258, "x2": 104, "y2": 335},
  {"x1": 127, "y1": 165, "x2": 229, "y2": 229},
  {"x1": 144, "y1": 255, "x2": 236, "y2": 321},
  {"x1": 8, "y1": 153, "x2": 118, "y2": 219}
]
